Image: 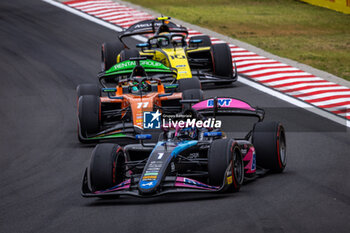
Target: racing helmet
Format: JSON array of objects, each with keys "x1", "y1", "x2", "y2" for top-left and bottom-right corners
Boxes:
[
  {"x1": 157, "y1": 32, "x2": 170, "y2": 47},
  {"x1": 177, "y1": 127, "x2": 198, "y2": 140},
  {"x1": 158, "y1": 24, "x2": 170, "y2": 34}
]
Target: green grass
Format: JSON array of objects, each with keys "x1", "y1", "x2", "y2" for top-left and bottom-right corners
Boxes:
[{"x1": 126, "y1": 0, "x2": 350, "y2": 81}]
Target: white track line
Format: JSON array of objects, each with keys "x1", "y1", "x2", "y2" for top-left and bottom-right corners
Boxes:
[
  {"x1": 238, "y1": 64, "x2": 290, "y2": 72},
  {"x1": 275, "y1": 82, "x2": 336, "y2": 91},
  {"x1": 264, "y1": 77, "x2": 324, "y2": 86},
  {"x1": 287, "y1": 86, "x2": 349, "y2": 96},
  {"x1": 42, "y1": 0, "x2": 350, "y2": 127},
  {"x1": 298, "y1": 91, "x2": 350, "y2": 100}
]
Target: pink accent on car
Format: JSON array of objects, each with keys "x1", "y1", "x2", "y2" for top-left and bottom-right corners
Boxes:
[
  {"x1": 94, "y1": 179, "x2": 131, "y2": 194},
  {"x1": 244, "y1": 147, "x2": 256, "y2": 174},
  {"x1": 175, "y1": 177, "x2": 219, "y2": 190},
  {"x1": 243, "y1": 147, "x2": 254, "y2": 161},
  {"x1": 192, "y1": 98, "x2": 255, "y2": 111}
]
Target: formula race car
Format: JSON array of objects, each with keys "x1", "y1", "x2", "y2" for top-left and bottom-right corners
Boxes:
[
  {"x1": 77, "y1": 57, "x2": 203, "y2": 143},
  {"x1": 101, "y1": 16, "x2": 237, "y2": 85},
  {"x1": 81, "y1": 97, "x2": 287, "y2": 198}
]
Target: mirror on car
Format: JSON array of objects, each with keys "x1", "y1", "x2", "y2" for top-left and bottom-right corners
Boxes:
[
  {"x1": 136, "y1": 43, "x2": 149, "y2": 51},
  {"x1": 135, "y1": 134, "x2": 152, "y2": 140},
  {"x1": 189, "y1": 39, "x2": 202, "y2": 48},
  {"x1": 136, "y1": 43, "x2": 149, "y2": 48}
]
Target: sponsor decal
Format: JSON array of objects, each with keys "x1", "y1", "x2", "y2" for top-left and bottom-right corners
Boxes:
[
  {"x1": 144, "y1": 109, "x2": 223, "y2": 129},
  {"x1": 207, "y1": 99, "x2": 232, "y2": 107},
  {"x1": 146, "y1": 165, "x2": 161, "y2": 171},
  {"x1": 148, "y1": 162, "x2": 163, "y2": 168},
  {"x1": 157, "y1": 152, "x2": 164, "y2": 159},
  {"x1": 143, "y1": 110, "x2": 161, "y2": 129},
  {"x1": 226, "y1": 176, "x2": 233, "y2": 184},
  {"x1": 144, "y1": 170, "x2": 159, "y2": 176},
  {"x1": 170, "y1": 55, "x2": 185, "y2": 59},
  {"x1": 183, "y1": 178, "x2": 216, "y2": 189},
  {"x1": 140, "y1": 181, "x2": 155, "y2": 188},
  {"x1": 188, "y1": 153, "x2": 199, "y2": 159},
  {"x1": 252, "y1": 151, "x2": 256, "y2": 171},
  {"x1": 142, "y1": 175, "x2": 157, "y2": 180},
  {"x1": 163, "y1": 118, "x2": 221, "y2": 128},
  {"x1": 144, "y1": 172, "x2": 158, "y2": 176},
  {"x1": 112, "y1": 60, "x2": 163, "y2": 70},
  {"x1": 134, "y1": 22, "x2": 162, "y2": 29},
  {"x1": 137, "y1": 102, "x2": 149, "y2": 109},
  {"x1": 183, "y1": 178, "x2": 197, "y2": 185}
]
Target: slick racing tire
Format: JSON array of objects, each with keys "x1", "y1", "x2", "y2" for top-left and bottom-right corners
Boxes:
[
  {"x1": 101, "y1": 41, "x2": 124, "y2": 71},
  {"x1": 178, "y1": 77, "x2": 201, "y2": 92},
  {"x1": 89, "y1": 143, "x2": 126, "y2": 193},
  {"x1": 182, "y1": 89, "x2": 204, "y2": 101},
  {"x1": 211, "y1": 43, "x2": 233, "y2": 79},
  {"x1": 119, "y1": 49, "x2": 140, "y2": 62},
  {"x1": 78, "y1": 95, "x2": 100, "y2": 142},
  {"x1": 252, "y1": 121, "x2": 286, "y2": 173},
  {"x1": 77, "y1": 84, "x2": 100, "y2": 98},
  {"x1": 189, "y1": 35, "x2": 212, "y2": 47},
  {"x1": 208, "y1": 139, "x2": 244, "y2": 192}
]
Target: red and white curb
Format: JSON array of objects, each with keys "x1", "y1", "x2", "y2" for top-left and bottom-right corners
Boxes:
[{"x1": 45, "y1": 0, "x2": 350, "y2": 125}]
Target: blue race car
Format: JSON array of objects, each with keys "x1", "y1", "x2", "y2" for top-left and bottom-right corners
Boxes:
[{"x1": 81, "y1": 97, "x2": 286, "y2": 198}]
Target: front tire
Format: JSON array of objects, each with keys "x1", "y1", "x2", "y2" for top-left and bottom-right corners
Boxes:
[
  {"x1": 208, "y1": 139, "x2": 244, "y2": 192},
  {"x1": 178, "y1": 77, "x2": 201, "y2": 92},
  {"x1": 78, "y1": 95, "x2": 100, "y2": 142},
  {"x1": 101, "y1": 41, "x2": 124, "y2": 71},
  {"x1": 182, "y1": 89, "x2": 204, "y2": 101},
  {"x1": 77, "y1": 84, "x2": 100, "y2": 98},
  {"x1": 211, "y1": 43, "x2": 233, "y2": 81},
  {"x1": 89, "y1": 143, "x2": 126, "y2": 193},
  {"x1": 252, "y1": 121, "x2": 286, "y2": 173},
  {"x1": 119, "y1": 49, "x2": 140, "y2": 62}
]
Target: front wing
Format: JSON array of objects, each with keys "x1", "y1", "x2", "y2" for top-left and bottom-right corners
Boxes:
[{"x1": 81, "y1": 170, "x2": 225, "y2": 198}]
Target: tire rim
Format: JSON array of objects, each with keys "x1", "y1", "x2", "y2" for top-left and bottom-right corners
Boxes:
[
  {"x1": 279, "y1": 132, "x2": 287, "y2": 166},
  {"x1": 233, "y1": 150, "x2": 244, "y2": 184}
]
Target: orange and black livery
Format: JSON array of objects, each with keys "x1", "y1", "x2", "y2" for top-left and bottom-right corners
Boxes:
[{"x1": 77, "y1": 57, "x2": 203, "y2": 144}]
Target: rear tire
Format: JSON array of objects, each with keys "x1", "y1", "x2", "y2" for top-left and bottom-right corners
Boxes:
[
  {"x1": 78, "y1": 95, "x2": 100, "y2": 142},
  {"x1": 208, "y1": 139, "x2": 244, "y2": 192},
  {"x1": 77, "y1": 84, "x2": 100, "y2": 98},
  {"x1": 89, "y1": 143, "x2": 126, "y2": 193},
  {"x1": 119, "y1": 49, "x2": 140, "y2": 62},
  {"x1": 101, "y1": 41, "x2": 124, "y2": 71},
  {"x1": 211, "y1": 43, "x2": 233, "y2": 80},
  {"x1": 189, "y1": 35, "x2": 212, "y2": 47},
  {"x1": 252, "y1": 121, "x2": 286, "y2": 173}
]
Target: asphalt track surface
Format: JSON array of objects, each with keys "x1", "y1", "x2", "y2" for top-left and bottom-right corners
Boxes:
[{"x1": 0, "y1": 0, "x2": 349, "y2": 232}]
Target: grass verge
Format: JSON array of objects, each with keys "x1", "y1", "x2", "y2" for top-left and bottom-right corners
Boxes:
[{"x1": 125, "y1": 0, "x2": 350, "y2": 81}]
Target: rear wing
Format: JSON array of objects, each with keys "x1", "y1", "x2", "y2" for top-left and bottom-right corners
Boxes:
[
  {"x1": 103, "y1": 59, "x2": 176, "y2": 76},
  {"x1": 98, "y1": 59, "x2": 177, "y2": 86},
  {"x1": 119, "y1": 18, "x2": 188, "y2": 42},
  {"x1": 192, "y1": 97, "x2": 265, "y2": 121}
]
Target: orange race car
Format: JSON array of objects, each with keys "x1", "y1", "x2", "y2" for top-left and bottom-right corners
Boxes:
[{"x1": 77, "y1": 57, "x2": 203, "y2": 144}]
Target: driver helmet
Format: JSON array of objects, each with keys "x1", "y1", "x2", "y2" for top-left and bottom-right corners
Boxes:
[
  {"x1": 130, "y1": 81, "x2": 139, "y2": 93},
  {"x1": 177, "y1": 127, "x2": 198, "y2": 140},
  {"x1": 158, "y1": 32, "x2": 170, "y2": 47},
  {"x1": 129, "y1": 76, "x2": 149, "y2": 93}
]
